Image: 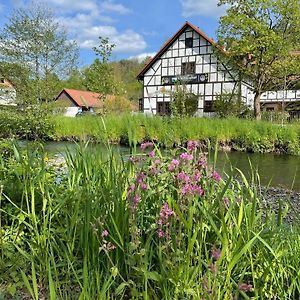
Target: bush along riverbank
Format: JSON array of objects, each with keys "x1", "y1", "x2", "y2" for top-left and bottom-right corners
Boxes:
[
  {"x1": 51, "y1": 114, "x2": 300, "y2": 155},
  {"x1": 1, "y1": 141, "x2": 300, "y2": 299}
]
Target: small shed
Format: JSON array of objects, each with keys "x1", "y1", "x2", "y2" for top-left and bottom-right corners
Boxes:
[{"x1": 55, "y1": 88, "x2": 102, "y2": 117}]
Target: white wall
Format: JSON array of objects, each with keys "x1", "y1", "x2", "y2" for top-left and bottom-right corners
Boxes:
[{"x1": 142, "y1": 26, "x2": 247, "y2": 115}]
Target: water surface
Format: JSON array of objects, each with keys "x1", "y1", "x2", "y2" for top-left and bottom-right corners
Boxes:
[{"x1": 42, "y1": 142, "x2": 300, "y2": 191}]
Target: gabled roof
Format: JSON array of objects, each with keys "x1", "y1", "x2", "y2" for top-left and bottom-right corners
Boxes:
[
  {"x1": 56, "y1": 88, "x2": 102, "y2": 108},
  {"x1": 137, "y1": 21, "x2": 216, "y2": 80}
]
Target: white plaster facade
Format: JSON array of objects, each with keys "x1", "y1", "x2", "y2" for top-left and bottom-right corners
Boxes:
[{"x1": 138, "y1": 22, "x2": 254, "y2": 116}]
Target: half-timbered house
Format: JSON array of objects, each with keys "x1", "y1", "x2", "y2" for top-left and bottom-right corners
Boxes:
[{"x1": 137, "y1": 21, "x2": 254, "y2": 116}]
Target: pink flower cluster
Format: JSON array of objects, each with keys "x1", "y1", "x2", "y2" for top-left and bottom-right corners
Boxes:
[
  {"x1": 177, "y1": 170, "x2": 203, "y2": 197},
  {"x1": 167, "y1": 159, "x2": 179, "y2": 171},
  {"x1": 140, "y1": 142, "x2": 154, "y2": 150},
  {"x1": 211, "y1": 245, "x2": 221, "y2": 260},
  {"x1": 177, "y1": 172, "x2": 190, "y2": 182},
  {"x1": 181, "y1": 183, "x2": 203, "y2": 196},
  {"x1": 127, "y1": 171, "x2": 150, "y2": 211},
  {"x1": 211, "y1": 171, "x2": 221, "y2": 182},
  {"x1": 187, "y1": 140, "x2": 199, "y2": 152},
  {"x1": 136, "y1": 172, "x2": 148, "y2": 190},
  {"x1": 198, "y1": 156, "x2": 207, "y2": 169},
  {"x1": 158, "y1": 202, "x2": 174, "y2": 238},
  {"x1": 238, "y1": 283, "x2": 253, "y2": 292},
  {"x1": 180, "y1": 152, "x2": 193, "y2": 161}
]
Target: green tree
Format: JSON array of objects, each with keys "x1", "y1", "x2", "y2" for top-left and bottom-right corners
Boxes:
[
  {"x1": 84, "y1": 37, "x2": 119, "y2": 97},
  {"x1": 170, "y1": 82, "x2": 199, "y2": 117},
  {"x1": 0, "y1": 1, "x2": 78, "y2": 103},
  {"x1": 217, "y1": 0, "x2": 300, "y2": 119},
  {"x1": 213, "y1": 92, "x2": 248, "y2": 118}
]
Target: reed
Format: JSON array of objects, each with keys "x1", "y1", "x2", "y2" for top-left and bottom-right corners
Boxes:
[{"x1": 0, "y1": 141, "x2": 300, "y2": 299}]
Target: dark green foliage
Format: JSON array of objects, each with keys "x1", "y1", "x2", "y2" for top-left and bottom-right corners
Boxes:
[
  {"x1": 213, "y1": 92, "x2": 249, "y2": 118},
  {"x1": 0, "y1": 107, "x2": 54, "y2": 140},
  {"x1": 170, "y1": 83, "x2": 198, "y2": 117},
  {"x1": 217, "y1": 0, "x2": 300, "y2": 119}
]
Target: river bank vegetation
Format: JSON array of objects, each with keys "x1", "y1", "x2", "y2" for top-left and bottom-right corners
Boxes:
[
  {"x1": 0, "y1": 141, "x2": 300, "y2": 299},
  {"x1": 1, "y1": 109, "x2": 300, "y2": 155},
  {"x1": 50, "y1": 114, "x2": 300, "y2": 155}
]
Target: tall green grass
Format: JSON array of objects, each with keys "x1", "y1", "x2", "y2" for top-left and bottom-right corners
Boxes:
[
  {"x1": 51, "y1": 114, "x2": 300, "y2": 155},
  {"x1": 0, "y1": 142, "x2": 300, "y2": 299}
]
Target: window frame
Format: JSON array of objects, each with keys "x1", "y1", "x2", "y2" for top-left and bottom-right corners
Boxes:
[
  {"x1": 181, "y1": 62, "x2": 196, "y2": 75},
  {"x1": 185, "y1": 37, "x2": 193, "y2": 48}
]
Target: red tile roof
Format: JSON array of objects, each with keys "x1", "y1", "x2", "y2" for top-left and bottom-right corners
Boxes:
[
  {"x1": 56, "y1": 89, "x2": 103, "y2": 108},
  {"x1": 137, "y1": 21, "x2": 217, "y2": 80}
]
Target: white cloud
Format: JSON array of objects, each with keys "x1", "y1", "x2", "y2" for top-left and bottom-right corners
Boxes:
[
  {"x1": 48, "y1": 0, "x2": 98, "y2": 12},
  {"x1": 100, "y1": 1, "x2": 131, "y2": 15},
  {"x1": 129, "y1": 52, "x2": 156, "y2": 62},
  {"x1": 180, "y1": 0, "x2": 226, "y2": 18},
  {"x1": 51, "y1": 1, "x2": 146, "y2": 54},
  {"x1": 79, "y1": 26, "x2": 147, "y2": 53},
  {"x1": 10, "y1": 0, "x2": 147, "y2": 55}
]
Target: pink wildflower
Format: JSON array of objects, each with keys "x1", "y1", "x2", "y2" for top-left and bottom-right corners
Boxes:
[
  {"x1": 140, "y1": 142, "x2": 154, "y2": 150},
  {"x1": 238, "y1": 283, "x2": 253, "y2": 292},
  {"x1": 181, "y1": 184, "x2": 203, "y2": 196},
  {"x1": 127, "y1": 184, "x2": 136, "y2": 196},
  {"x1": 168, "y1": 159, "x2": 180, "y2": 171},
  {"x1": 187, "y1": 140, "x2": 199, "y2": 152},
  {"x1": 180, "y1": 152, "x2": 193, "y2": 161},
  {"x1": 154, "y1": 159, "x2": 161, "y2": 165},
  {"x1": 148, "y1": 150, "x2": 155, "y2": 158},
  {"x1": 177, "y1": 172, "x2": 190, "y2": 183},
  {"x1": 157, "y1": 203, "x2": 174, "y2": 239},
  {"x1": 211, "y1": 171, "x2": 221, "y2": 182},
  {"x1": 158, "y1": 229, "x2": 165, "y2": 238},
  {"x1": 198, "y1": 155, "x2": 207, "y2": 169},
  {"x1": 193, "y1": 170, "x2": 201, "y2": 182},
  {"x1": 102, "y1": 229, "x2": 109, "y2": 237},
  {"x1": 140, "y1": 183, "x2": 148, "y2": 190},
  {"x1": 223, "y1": 197, "x2": 229, "y2": 207},
  {"x1": 136, "y1": 172, "x2": 146, "y2": 184},
  {"x1": 159, "y1": 203, "x2": 174, "y2": 220},
  {"x1": 211, "y1": 246, "x2": 221, "y2": 260}
]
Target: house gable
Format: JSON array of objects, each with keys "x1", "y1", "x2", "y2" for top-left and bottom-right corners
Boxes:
[{"x1": 139, "y1": 22, "x2": 249, "y2": 115}]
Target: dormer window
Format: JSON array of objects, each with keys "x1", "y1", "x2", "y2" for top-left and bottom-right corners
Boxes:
[{"x1": 185, "y1": 37, "x2": 193, "y2": 48}]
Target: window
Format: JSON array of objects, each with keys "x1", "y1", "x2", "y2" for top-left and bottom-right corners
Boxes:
[
  {"x1": 157, "y1": 102, "x2": 171, "y2": 116},
  {"x1": 181, "y1": 62, "x2": 195, "y2": 75},
  {"x1": 185, "y1": 37, "x2": 193, "y2": 48},
  {"x1": 204, "y1": 101, "x2": 214, "y2": 113},
  {"x1": 138, "y1": 98, "x2": 144, "y2": 111}
]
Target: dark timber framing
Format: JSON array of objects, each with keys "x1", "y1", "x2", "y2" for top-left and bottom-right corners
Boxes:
[{"x1": 138, "y1": 22, "x2": 254, "y2": 116}]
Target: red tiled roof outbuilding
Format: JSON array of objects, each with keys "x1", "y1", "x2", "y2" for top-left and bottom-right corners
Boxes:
[{"x1": 56, "y1": 89, "x2": 102, "y2": 108}]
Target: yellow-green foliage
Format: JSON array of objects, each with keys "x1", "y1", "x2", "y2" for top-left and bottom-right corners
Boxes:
[{"x1": 51, "y1": 115, "x2": 300, "y2": 155}]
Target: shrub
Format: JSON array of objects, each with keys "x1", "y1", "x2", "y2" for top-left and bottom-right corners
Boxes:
[
  {"x1": 213, "y1": 92, "x2": 248, "y2": 118},
  {"x1": 0, "y1": 107, "x2": 54, "y2": 140}
]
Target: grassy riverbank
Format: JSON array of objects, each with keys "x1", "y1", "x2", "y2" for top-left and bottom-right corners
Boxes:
[
  {"x1": 52, "y1": 114, "x2": 300, "y2": 155},
  {"x1": 1, "y1": 142, "x2": 300, "y2": 299}
]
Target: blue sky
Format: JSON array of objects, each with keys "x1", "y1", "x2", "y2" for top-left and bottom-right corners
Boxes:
[{"x1": 0, "y1": 0, "x2": 226, "y2": 66}]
